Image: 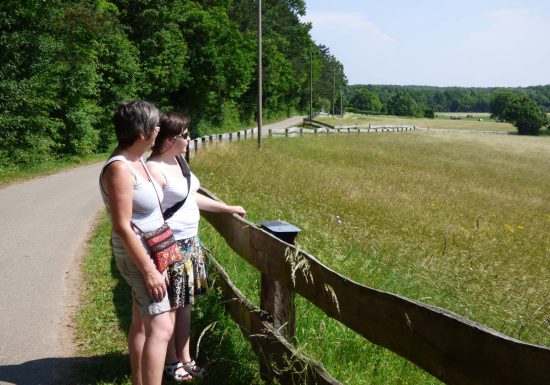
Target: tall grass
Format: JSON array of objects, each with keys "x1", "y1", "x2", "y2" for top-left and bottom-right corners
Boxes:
[{"x1": 192, "y1": 132, "x2": 550, "y2": 384}]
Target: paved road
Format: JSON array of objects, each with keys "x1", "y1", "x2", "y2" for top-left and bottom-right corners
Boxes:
[
  {"x1": 0, "y1": 163, "x2": 104, "y2": 385},
  {"x1": 0, "y1": 117, "x2": 304, "y2": 385}
]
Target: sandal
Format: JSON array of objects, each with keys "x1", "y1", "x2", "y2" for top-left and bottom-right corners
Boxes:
[
  {"x1": 182, "y1": 360, "x2": 208, "y2": 378},
  {"x1": 164, "y1": 361, "x2": 192, "y2": 382}
]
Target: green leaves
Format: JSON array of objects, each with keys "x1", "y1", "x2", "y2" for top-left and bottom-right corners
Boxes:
[{"x1": 490, "y1": 92, "x2": 548, "y2": 135}]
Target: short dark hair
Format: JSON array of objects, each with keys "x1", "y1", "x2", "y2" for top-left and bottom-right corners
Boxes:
[
  {"x1": 113, "y1": 101, "x2": 160, "y2": 149},
  {"x1": 151, "y1": 111, "x2": 190, "y2": 154}
]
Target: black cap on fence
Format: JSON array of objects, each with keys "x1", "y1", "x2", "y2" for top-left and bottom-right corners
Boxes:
[{"x1": 259, "y1": 220, "x2": 301, "y2": 244}]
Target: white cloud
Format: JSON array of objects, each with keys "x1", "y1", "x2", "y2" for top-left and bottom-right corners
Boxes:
[{"x1": 302, "y1": 12, "x2": 397, "y2": 47}]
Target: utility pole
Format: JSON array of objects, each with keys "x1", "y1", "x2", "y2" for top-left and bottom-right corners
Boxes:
[
  {"x1": 309, "y1": 49, "x2": 313, "y2": 122},
  {"x1": 257, "y1": 0, "x2": 263, "y2": 148},
  {"x1": 332, "y1": 67, "x2": 336, "y2": 116},
  {"x1": 340, "y1": 86, "x2": 343, "y2": 118}
]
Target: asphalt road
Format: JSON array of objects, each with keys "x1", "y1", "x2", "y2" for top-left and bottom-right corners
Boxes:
[
  {"x1": 0, "y1": 116, "x2": 304, "y2": 385},
  {"x1": 0, "y1": 163, "x2": 104, "y2": 385}
]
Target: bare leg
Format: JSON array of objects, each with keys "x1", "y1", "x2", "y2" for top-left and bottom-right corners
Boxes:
[
  {"x1": 128, "y1": 303, "x2": 145, "y2": 385},
  {"x1": 175, "y1": 306, "x2": 192, "y2": 363},
  {"x1": 141, "y1": 310, "x2": 175, "y2": 385}
]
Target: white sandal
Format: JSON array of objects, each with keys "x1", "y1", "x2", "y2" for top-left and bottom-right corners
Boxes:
[
  {"x1": 164, "y1": 361, "x2": 192, "y2": 382},
  {"x1": 182, "y1": 360, "x2": 208, "y2": 378}
]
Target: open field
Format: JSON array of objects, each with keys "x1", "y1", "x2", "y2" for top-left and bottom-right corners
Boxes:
[
  {"x1": 193, "y1": 132, "x2": 549, "y2": 384},
  {"x1": 316, "y1": 113, "x2": 516, "y2": 132}
]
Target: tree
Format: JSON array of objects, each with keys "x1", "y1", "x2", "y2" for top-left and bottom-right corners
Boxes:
[
  {"x1": 500, "y1": 95, "x2": 548, "y2": 135},
  {"x1": 387, "y1": 91, "x2": 416, "y2": 116},
  {"x1": 490, "y1": 91, "x2": 516, "y2": 121},
  {"x1": 349, "y1": 87, "x2": 381, "y2": 112}
]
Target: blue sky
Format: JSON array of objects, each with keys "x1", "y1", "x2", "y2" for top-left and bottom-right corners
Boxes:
[{"x1": 301, "y1": 0, "x2": 550, "y2": 87}]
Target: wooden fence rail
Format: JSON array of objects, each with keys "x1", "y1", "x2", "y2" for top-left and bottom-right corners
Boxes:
[
  {"x1": 188, "y1": 124, "x2": 417, "y2": 157},
  {"x1": 198, "y1": 187, "x2": 550, "y2": 385}
]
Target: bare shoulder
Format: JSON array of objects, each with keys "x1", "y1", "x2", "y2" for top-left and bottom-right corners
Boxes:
[{"x1": 102, "y1": 160, "x2": 134, "y2": 193}]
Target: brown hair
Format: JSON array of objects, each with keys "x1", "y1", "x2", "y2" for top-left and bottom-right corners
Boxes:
[
  {"x1": 150, "y1": 111, "x2": 190, "y2": 154},
  {"x1": 113, "y1": 101, "x2": 159, "y2": 149}
]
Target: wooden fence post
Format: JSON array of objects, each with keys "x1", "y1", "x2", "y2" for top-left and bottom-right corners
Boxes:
[
  {"x1": 258, "y1": 220, "x2": 300, "y2": 343},
  {"x1": 237, "y1": 131, "x2": 241, "y2": 140},
  {"x1": 193, "y1": 139, "x2": 199, "y2": 154},
  {"x1": 314, "y1": 128, "x2": 318, "y2": 135},
  {"x1": 300, "y1": 128, "x2": 303, "y2": 137},
  {"x1": 285, "y1": 128, "x2": 289, "y2": 137},
  {"x1": 268, "y1": 128, "x2": 272, "y2": 138}
]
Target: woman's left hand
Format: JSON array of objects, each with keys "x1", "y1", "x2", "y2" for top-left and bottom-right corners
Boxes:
[{"x1": 230, "y1": 205, "x2": 246, "y2": 217}]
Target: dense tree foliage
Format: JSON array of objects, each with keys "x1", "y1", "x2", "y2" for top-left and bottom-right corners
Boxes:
[
  {"x1": 490, "y1": 92, "x2": 548, "y2": 135},
  {"x1": 0, "y1": 0, "x2": 343, "y2": 165},
  {"x1": 347, "y1": 84, "x2": 550, "y2": 117}
]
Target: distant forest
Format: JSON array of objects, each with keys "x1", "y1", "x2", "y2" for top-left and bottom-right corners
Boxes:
[
  {"x1": 346, "y1": 84, "x2": 550, "y2": 115},
  {"x1": 0, "y1": 0, "x2": 345, "y2": 165}
]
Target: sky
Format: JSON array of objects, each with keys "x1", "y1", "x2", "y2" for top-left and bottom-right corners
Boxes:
[{"x1": 301, "y1": 0, "x2": 550, "y2": 87}]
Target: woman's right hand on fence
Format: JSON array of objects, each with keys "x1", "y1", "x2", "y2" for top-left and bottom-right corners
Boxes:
[{"x1": 144, "y1": 269, "x2": 167, "y2": 301}]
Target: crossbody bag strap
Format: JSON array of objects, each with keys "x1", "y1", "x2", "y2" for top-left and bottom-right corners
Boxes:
[
  {"x1": 162, "y1": 155, "x2": 192, "y2": 220},
  {"x1": 131, "y1": 158, "x2": 164, "y2": 231}
]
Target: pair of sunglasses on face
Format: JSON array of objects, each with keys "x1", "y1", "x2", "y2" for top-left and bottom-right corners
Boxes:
[{"x1": 176, "y1": 131, "x2": 189, "y2": 140}]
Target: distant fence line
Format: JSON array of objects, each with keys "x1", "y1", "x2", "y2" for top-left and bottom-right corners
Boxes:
[
  {"x1": 188, "y1": 121, "x2": 416, "y2": 158},
  {"x1": 188, "y1": 118, "x2": 512, "y2": 157}
]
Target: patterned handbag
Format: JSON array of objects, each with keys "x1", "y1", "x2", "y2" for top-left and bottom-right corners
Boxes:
[
  {"x1": 131, "y1": 159, "x2": 183, "y2": 273},
  {"x1": 131, "y1": 222, "x2": 183, "y2": 273}
]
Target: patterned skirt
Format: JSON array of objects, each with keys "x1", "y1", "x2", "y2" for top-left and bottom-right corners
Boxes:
[{"x1": 167, "y1": 236, "x2": 209, "y2": 308}]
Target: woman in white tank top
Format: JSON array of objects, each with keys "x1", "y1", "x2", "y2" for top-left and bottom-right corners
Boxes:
[
  {"x1": 147, "y1": 112, "x2": 246, "y2": 381},
  {"x1": 99, "y1": 101, "x2": 175, "y2": 385}
]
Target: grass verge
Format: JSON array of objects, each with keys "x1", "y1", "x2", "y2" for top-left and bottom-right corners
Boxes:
[{"x1": 0, "y1": 153, "x2": 109, "y2": 187}]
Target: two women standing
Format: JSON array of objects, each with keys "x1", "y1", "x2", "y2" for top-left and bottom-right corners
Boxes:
[{"x1": 100, "y1": 102, "x2": 245, "y2": 384}]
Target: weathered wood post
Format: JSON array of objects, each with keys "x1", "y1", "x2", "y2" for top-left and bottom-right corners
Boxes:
[
  {"x1": 285, "y1": 128, "x2": 289, "y2": 137},
  {"x1": 268, "y1": 128, "x2": 272, "y2": 138},
  {"x1": 258, "y1": 220, "x2": 300, "y2": 342}
]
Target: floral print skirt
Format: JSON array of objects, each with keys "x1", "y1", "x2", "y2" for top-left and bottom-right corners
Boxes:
[{"x1": 167, "y1": 236, "x2": 209, "y2": 308}]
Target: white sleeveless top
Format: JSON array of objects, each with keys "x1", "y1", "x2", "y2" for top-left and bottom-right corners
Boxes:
[
  {"x1": 147, "y1": 159, "x2": 200, "y2": 240},
  {"x1": 99, "y1": 156, "x2": 165, "y2": 257}
]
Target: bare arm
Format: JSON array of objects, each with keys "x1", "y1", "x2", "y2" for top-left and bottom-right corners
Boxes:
[
  {"x1": 196, "y1": 192, "x2": 246, "y2": 217},
  {"x1": 102, "y1": 161, "x2": 167, "y2": 301}
]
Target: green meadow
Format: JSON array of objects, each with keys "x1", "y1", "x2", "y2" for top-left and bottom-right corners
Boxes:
[
  {"x1": 77, "y1": 130, "x2": 549, "y2": 384},
  {"x1": 316, "y1": 112, "x2": 515, "y2": 132},
  {"x1": 193, "y1": 132, "x2": 550, "y2": 383}
]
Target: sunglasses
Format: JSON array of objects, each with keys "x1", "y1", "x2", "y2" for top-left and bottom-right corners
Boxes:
[{"x1": 177, "y1": 131, "x2": 190, "y2": 140}]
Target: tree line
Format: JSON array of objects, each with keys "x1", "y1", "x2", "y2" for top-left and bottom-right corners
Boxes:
[
  {"x1": 347, "y1": 84, "x2": 550, "y2": 115},
  {"x1": 0, "y1": 0, "x2": 345, "y2": 166}
]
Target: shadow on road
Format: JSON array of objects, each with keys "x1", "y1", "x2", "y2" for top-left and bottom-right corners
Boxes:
[{"x1": 0, "y1": 352, "x2": 130, "y2": 385}]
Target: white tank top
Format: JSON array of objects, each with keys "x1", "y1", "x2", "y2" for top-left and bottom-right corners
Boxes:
[
  {"x1": 99, "y1": 156, "x2": 165, "y2": 256},
  {"x1": 147, "y1": 159, "x2": 200, "y2": 240}
]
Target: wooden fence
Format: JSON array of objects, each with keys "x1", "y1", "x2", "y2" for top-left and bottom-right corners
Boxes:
[
  {"x1": 188, "y1": 123, "x2": 416, "y2": 157},
  {"x1": 188, "y1": 118, "x2": 511, "y2": 157},
  {"x1": 198, "y1": 188, "x2": 550, "y2": 385}
]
